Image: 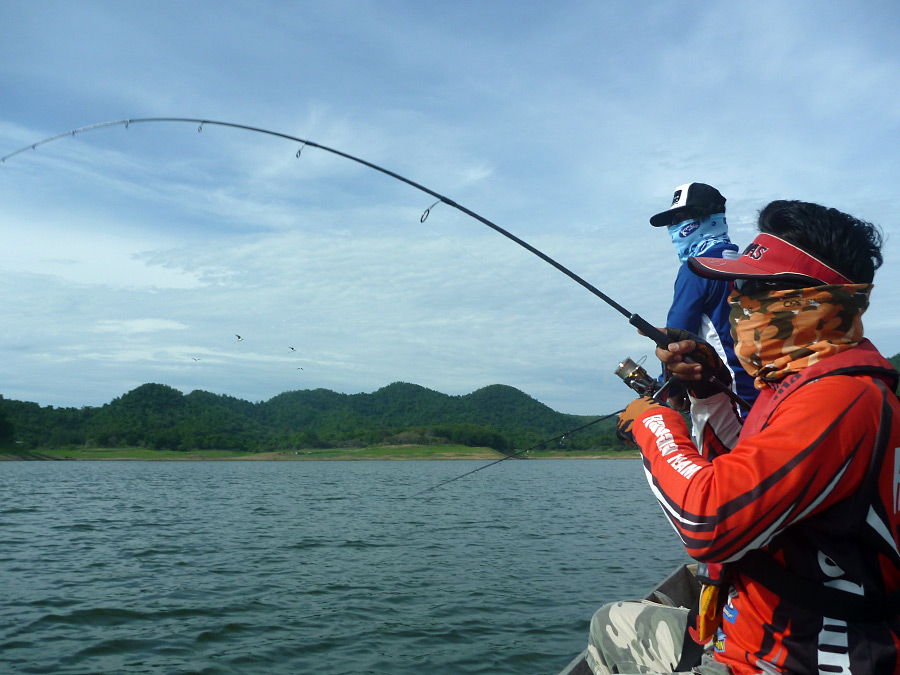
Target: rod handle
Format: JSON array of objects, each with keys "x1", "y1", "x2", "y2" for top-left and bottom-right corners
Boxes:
[
  {"x1": 628, "y1": 313, "x2": 671, "y2": 349},
  {"x1": 628, "y1": 313, "x2": 752, "y2": 411}
]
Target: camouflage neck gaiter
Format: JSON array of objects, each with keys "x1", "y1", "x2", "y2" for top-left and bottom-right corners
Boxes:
[{"x1": 728, "y1": 284, "x2": 872, "y2": 389}]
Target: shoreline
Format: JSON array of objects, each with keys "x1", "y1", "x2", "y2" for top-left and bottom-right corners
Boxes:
[{"x1": 1, "y1": 446, "x2": 639, "y2": 461}]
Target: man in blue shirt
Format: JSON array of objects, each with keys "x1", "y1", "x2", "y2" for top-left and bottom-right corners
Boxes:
[{"x1": 650, "y1": 183, "x2": 758, "y2": 411}]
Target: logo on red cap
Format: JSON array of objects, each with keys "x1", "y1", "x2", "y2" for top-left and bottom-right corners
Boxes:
[{"x1": 743, "y1": 243, "x2": 768, "y2": 261}]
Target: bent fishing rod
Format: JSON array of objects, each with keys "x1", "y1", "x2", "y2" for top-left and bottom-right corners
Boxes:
[{"x1": 3, "y1": 117, "x2": 750, "y2": 411}]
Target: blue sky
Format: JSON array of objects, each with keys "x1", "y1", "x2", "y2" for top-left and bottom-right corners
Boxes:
[{"x1": 2, "y1": 0, "x2": 899, "y2": 416}]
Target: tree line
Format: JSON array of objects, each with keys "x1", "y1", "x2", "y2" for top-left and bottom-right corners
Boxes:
[
  {"x1": 0, "y1": 381, "x2": 623, "y2": 454},
  {"x1": 4, "y1": 353, "x2": 898, "y2": 456}
]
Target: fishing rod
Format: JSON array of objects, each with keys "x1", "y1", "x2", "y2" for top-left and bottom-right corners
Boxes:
[
  {"x1": 0, "y1": 118, "x2": 639, "y2": 318},
  {"x1": 3, "y1": 117, "x2": 750, "y2": 411},
  {"x1": 408, "y1": 409, "x2": 624, "y2": 499}
]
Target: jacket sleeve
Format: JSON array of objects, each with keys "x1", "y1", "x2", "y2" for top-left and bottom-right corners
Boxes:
[{"x1": 633, "y1": 377, "x2": 882, "y2": 563}]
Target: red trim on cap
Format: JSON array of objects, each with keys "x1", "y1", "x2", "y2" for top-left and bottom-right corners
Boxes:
[{"x1": 688, "y1": 233, "x2": 853, "y2": 285}]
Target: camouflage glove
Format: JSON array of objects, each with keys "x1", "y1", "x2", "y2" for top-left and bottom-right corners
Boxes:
[
  {"x1": 664, "y1": 328, "x2": 733, "y2": 399},
  {"x1": 616, "y1": 396, "x2": 665, "y2": 444}
]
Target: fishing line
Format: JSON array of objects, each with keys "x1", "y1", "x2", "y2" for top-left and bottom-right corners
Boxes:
[
  {"x1": 3, "y1": 117, "x2": 749, "y2": 411},
  {"x1": 407, "y1": 408, "x2": 625, "y2": 499},
  {"x1": 408, "y1": 360, "x2": 682, "y2": 499}
]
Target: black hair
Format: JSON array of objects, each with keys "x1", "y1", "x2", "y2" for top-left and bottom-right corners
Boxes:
[{"x1": 757, "y1": 200, "x2": 884, "y2": 284}]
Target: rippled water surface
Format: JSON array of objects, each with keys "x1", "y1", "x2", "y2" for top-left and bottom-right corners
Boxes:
[{"x1": 0, "y1": 459, "x2": 686, "y2": 674}]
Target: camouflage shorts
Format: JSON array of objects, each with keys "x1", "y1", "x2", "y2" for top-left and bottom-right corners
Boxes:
[{"x1": 586, "y1": 600, "x2": 730, "y2": 675}]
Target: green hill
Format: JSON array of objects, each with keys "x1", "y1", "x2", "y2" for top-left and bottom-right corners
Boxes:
[
  {"x1": 890, "y1": 353, "x2": 900, "y2": 376},
  {"x1": 0, "y1": 381, "x2": 620, "y2": 454},
  {"x1": 5, "y1": 350, "x2": 898, "y2": 456}
]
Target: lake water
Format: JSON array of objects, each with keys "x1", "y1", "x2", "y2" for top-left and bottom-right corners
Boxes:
[{"x1": 0, "y1": 459, "x2": 687, "y2": 675}]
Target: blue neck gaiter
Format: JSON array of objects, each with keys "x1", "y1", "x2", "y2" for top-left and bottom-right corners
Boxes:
[{"x1": 667, "y1": 213, "x2": 730, "y2": 262}]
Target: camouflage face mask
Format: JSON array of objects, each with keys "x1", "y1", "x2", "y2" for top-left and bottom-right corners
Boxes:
[{"x1": 728, "y1": 284, "x2": 872, "y2": 389}]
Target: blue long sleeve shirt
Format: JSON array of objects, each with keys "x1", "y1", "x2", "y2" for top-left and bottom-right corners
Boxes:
[{"x1": 666, "y1": 242, "x2": 758, "y2": 410}]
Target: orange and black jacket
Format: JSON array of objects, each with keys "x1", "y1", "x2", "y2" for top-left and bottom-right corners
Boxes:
[{"x1": 633, "y1": 340, "x2": 900, "y2": 674}]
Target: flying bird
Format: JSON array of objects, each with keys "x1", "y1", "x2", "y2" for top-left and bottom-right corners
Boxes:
[
  {"x1": 235, "y1": 334, "x2": 243, "y2": 342},
  {"x1": 192, "y1": 357, "x2": 201, "y2": 361},
  {"x1": 289, "y1": 347, "x2": 296, "y2": 352}
]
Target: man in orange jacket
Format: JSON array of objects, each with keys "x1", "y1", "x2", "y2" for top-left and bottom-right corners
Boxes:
[{"x1": 588, "y1": 200, "x2": 900, "y2": 674}]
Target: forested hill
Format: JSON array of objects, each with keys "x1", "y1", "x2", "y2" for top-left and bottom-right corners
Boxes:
[
  {"x1": 5, "y1": 354, "x2": 899, "y2": 454},
  {"x1": 0, "y1": 382, "x2": 621, "y2": 453}
]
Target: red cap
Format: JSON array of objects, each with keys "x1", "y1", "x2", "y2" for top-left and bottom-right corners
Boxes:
[{"x1": 688, "y1": 233, "x2": 853, "y2": 285}]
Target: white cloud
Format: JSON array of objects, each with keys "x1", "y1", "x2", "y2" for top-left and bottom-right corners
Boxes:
[{"x1": 94, "y1": 319, "x2": 189, "y2": 334}]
